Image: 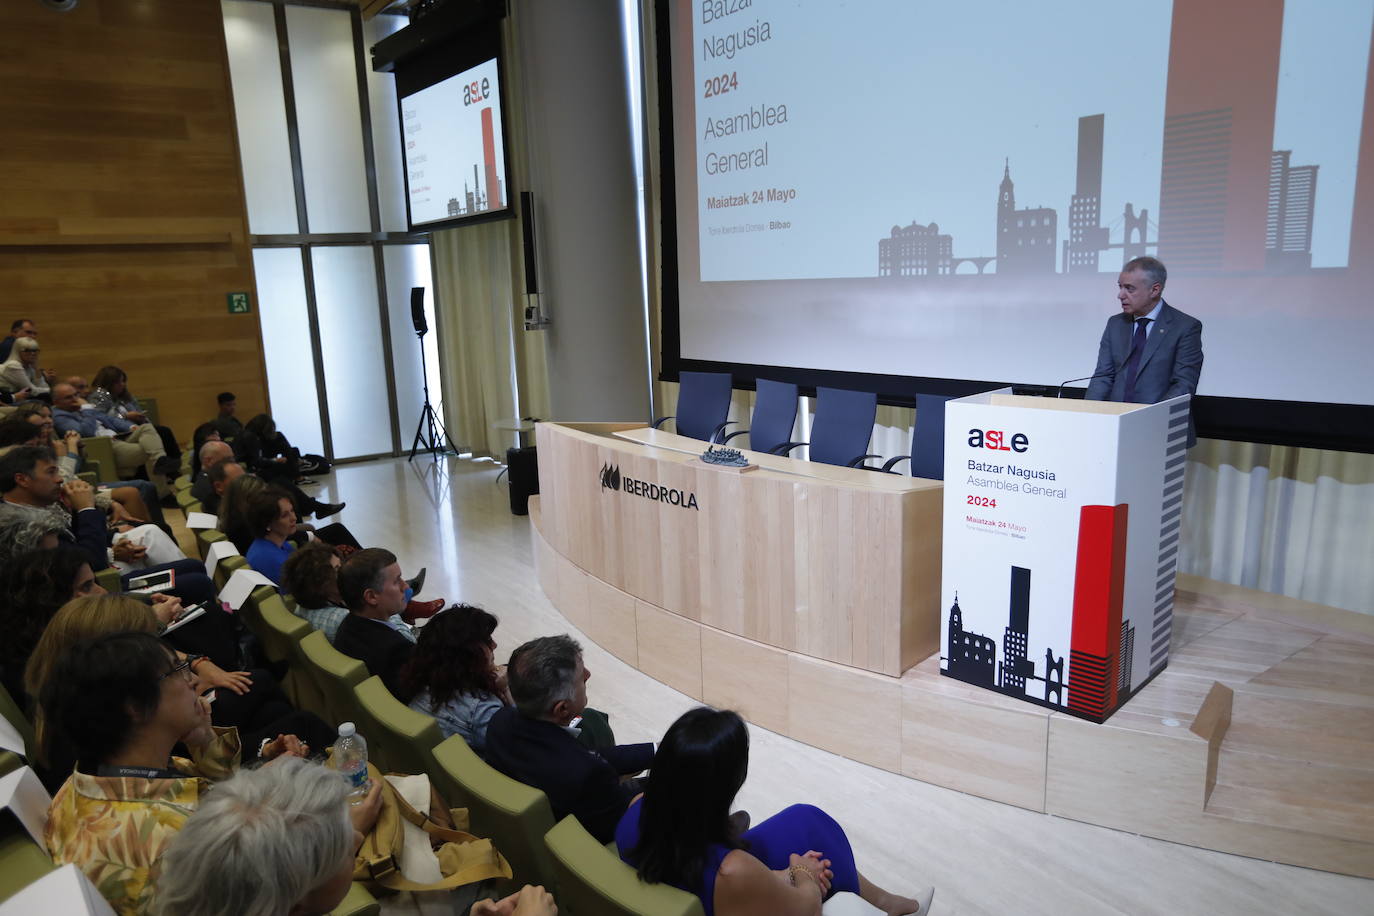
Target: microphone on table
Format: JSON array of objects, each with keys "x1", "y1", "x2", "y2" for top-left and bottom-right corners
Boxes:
[{"x1": 1057, "y1": 353, "x2": 1132, "y2": 399}]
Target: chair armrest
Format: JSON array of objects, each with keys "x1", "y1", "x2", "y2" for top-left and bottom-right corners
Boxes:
[
  {"x1": 846, "y1": 453, "x2": 884, "y2": 469},
  {"x1": 770, "y1": 441, "x2": 806, "y2": 456},
  {"x1": 709, "y1": 420, "x2": 736, "y2": 443},
  {"x1": 881, "y1": 455, "x2": 912, "y2": 474},
  {"x1": 721, "y1": 429, "x2": 750, "y2": 444},
  {"x1": 651, "y1": 415, "x2": 674, "y2": 430}
]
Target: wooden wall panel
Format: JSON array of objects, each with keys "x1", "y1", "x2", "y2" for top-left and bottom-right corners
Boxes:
[{"x1": 0, "y1": 0, "x2": 268, "y2": 441}]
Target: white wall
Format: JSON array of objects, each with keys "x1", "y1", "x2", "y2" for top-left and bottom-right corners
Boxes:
[{"x1": 513, "y1": 0, "x2": 650, "y2": 421}]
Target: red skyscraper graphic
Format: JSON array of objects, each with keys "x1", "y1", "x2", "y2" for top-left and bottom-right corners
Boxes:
[
  {"x1": 481, "y1": 107, "x2": 503, "y2": 211},
  {"x1": 1157, "y1": 0, "x2": 1283, "y2": 274},
  {"x1": 1067, "y1": 504, "x2": 1129, "y2": 720}
]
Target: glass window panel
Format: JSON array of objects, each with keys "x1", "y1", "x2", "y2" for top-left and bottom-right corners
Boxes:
[
  {"x1": 285, "y1": 6, "x2": 371, "y2": 233},
  {"x1": 365, "y1": 15, "x2": 410, "y2": 232},
  {"x1": 313, "y1": 246, "x2": 392, "y2": 459},
  {"x1": 222, "y1": 0, "x2": 298, "y2": 234},
  {"x1": 382, "y1": 244, "x2": 438, "y2": 445},
  {"x1": 252, "y1": 248, "x2": 325, "y2": 455}
]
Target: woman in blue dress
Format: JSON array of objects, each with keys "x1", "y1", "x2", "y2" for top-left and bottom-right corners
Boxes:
[{"x1": 616, "y1": 707, "x2": 933, "y2": 916}]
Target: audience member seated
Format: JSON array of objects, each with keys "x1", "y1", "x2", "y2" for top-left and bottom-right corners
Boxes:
[
  {"x1": 152, "y1": 757, "x2": 383, "y2": 916},
  {"x1": 281, "y1": 542, "x2": 350, "y2": 643},
  {"x1": 1, "y1": 405, "x2": 168, "y2": 532},
  {"x1": 61, "y1": 375, "x2": 90, "y2": 402},
  {"x1": 211, "y1": 390, "x2": 244, "y2": 441},
  {"x1": 190, "y1": 423, "x2": 226, "y2": 482},
  {"x1": 26, "y1": 594, "x2": 333, "y2": 790},
  {"x1": 0, "y1": 547, "x2": 217, "y2": 712},
  {"x1": 218, "y1": 470, "x2": 353, "y2": 557},
  {"x1": 238, "y1": 412, "x2": 305, "y2": 484},
  {"x1": 244, "y1": 485, "x2": 298, "y2": 587},
  {"x1": 332, "y1": 547, "x2": 417, "y2": 697},
  {"x1": 616, "y1": 707, "x2": 932, "y2": 916},
  {"x1": 51, "y1": 382, "x2": 178, "y2": 496},
  {"x1": 484, "y1": 635, "x2": 654, "y2": 844},
  {"x1": 88, "y1": 365, "x2": 181, "y2": 466},
  {"x1": 0, "y1": 446, "x2": 216, "y2": 607},
  {"x1": 190, "y1": 450, "x2": 244, "y2": 515},
  {"x1": 0, "y1": 317, "x2": 37, "y2": 362},
  {"x1": 0, "y1": 542, "x2": 101, "y2": 706},
  {"x1": 40, "y1": 630, "x2": 312, "y2": 916},
  {"x1": 401, "y1": 604, "x2": 512, "y2": 754},
  {"x1": 218, "y1": 472, "x2": 270, "y2": 551},
  {"x1": 0, "y1": 336, "x2": 51, "y2": 399}
]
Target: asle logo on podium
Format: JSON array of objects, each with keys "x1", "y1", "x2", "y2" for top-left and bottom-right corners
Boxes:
[
  {"x1": 597, "y1": 463, "x2": 700, "y2": 510},
  {"x1": 967, "y1": 428, "x2": 1030, "y2": 453}
]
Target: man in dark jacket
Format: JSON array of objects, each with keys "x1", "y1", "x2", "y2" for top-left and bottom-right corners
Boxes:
[
  {"x1": 333, "y1": 547, "x2": 416, "y2": 697},
  {"x1": 484, "y1": 635, "x2": 654, "y2": 844}
]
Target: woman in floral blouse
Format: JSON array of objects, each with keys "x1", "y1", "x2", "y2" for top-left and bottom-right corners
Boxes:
[{"x1": 39, "y1": 631, "x2": 307, "y2": 915}]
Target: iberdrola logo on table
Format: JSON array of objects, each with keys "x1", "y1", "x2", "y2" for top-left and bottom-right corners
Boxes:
[{"x1": 597, "y1": 462, "x2": 699, "y2": 510}]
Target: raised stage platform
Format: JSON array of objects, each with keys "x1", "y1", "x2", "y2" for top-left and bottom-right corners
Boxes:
[{"x1": 529, "y1": 491, "x2": 1374, "y2": 880}]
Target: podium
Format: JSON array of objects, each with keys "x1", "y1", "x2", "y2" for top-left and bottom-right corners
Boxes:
[{"x1": 939, "y1": 388, "x2": 1191, "y2": 722}]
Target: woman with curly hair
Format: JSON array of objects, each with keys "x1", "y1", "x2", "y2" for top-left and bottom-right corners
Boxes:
[{"x1": 400, "y1": 604, "x2": 512, "y2": 752}]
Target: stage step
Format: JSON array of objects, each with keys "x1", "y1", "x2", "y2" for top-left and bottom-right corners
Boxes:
[{"x1": 1203, "y1": 691, "x2": 1374, "y2": 845}]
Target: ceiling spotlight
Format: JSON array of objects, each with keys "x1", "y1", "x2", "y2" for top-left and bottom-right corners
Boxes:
[{"x1": 38, "y1": 0, "x2": 80, "y2": 11}]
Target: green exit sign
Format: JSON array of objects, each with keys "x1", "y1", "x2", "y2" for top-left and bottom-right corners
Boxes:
[{"x1": 227, "y1": 292, "x2": 251, "y2": 314}]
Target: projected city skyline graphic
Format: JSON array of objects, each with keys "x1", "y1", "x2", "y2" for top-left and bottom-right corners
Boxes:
[{"x1": 878, "y1": 0, "x2": 1341, "y2": 280}]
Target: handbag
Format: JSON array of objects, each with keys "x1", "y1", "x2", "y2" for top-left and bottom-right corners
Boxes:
[{"x1": 352, "y1": 762, "x2": 513, "y2": 893}]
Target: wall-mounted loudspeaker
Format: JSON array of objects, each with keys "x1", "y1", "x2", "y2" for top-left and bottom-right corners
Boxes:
[
  {"x1": 411, "y1": 287, "x2": 427, "y2": 335},
  {"x1": 520, "y1": 190, "x2": 539, "y2": 295}
]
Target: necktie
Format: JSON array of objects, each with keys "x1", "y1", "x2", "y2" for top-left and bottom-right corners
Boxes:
[{"x1": 1122, "y1": 317, "x2": 1151, "y2": 402}]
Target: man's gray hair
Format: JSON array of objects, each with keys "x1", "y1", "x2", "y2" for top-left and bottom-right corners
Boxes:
[
  {"x1": 1123, "y1": 256, "x2": 1167, "y2": 291},
  {"x1": 199, "y1": 439, "x2": 233, "y2": 469},
  {"x1": 152, "y1": 757, "x2": 353, "y2": 916},
  {"x1": 507, "y1": 634, "x2": 582, "y2": 719}
]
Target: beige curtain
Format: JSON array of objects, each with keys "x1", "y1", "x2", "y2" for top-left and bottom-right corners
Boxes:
[
  {"x1": 426, "y1": 10, "x2": 549, "y2": 459},
  {"x1": 431, "y1": 221, "x2": 549, "y2": 458},
  {"x1": 1179, "y1": 440, "x2": 1374, "y2": 613}
]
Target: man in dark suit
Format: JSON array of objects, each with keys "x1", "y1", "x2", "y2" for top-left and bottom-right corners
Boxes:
[
  {"x1": 333, "y1": 547, "x2": 416, "y2": 697},
  {"x1": 484, "y1": 635, "x2": 654, "y2": 844},
  {"x1": 1085, "y1": 256, "x2": 1203, "y2": 446},
  {"x1": 190, "y1": 447, "x2": 244, "y2": 516}
]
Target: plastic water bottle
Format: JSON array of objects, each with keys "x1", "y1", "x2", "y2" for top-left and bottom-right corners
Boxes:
[{"x1": 333, "y1": 722, "x2": 371, "y2": 803}]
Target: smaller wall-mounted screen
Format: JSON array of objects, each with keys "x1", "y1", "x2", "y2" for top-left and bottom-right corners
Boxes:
[{"x1": 400, "y1": 56, "x2": 509, "y2": 228}]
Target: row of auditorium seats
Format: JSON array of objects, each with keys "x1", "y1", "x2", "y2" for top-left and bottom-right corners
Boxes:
[
  {"x1": 178, "y1": 482, "x2": 703, "y2": 915},
  {"x1": 655, "y1": 370, "x2": 950, "y2": 478}
]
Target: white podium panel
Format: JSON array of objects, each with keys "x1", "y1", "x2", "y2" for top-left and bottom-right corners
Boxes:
[{"x1": 939, "y1": 390, "x2": 1189, "y2": 722}]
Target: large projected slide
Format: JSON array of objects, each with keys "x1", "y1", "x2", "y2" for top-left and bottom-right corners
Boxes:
[
  {"x1": 668, "y1": 0, "x2": 1374, "y2": 408},
  {"x1": 401, "y1": 57, "x2": 507, "y2": 226}
]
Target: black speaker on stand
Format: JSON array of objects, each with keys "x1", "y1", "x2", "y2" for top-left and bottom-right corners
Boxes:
[{"x1": 408, "y1": 287, "x2": 456, "y2": 461}]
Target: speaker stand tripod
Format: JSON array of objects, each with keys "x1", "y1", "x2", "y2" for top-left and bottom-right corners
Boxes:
[{"x1": 409, "y1": 329, "x2": 455, "y2": 462}]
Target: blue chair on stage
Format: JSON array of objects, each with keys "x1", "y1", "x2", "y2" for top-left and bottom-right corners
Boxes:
[
  {"x1": 652, "y1": 371, "x2": 733, "y2": 442},
  {"x1": 881, "y1": 393, "x2": 953, "y2": 478},
  {"x1": 719, "y1": 378, "x2": 799, "y2": 455},
  {"x1": 775, "y1": 386, "x2": 880, "y2": 468}
]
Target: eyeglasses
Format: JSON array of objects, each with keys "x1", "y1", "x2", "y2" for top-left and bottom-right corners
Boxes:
[{"x1": 159, "y1": 655, "x2": 203, "y2": 684}]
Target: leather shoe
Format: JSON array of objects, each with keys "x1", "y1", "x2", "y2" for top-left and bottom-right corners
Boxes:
[
  {"x1": 313, "y1": 501, "x2": 345, "y2": 519},
  {"x1": 406, "y1": 567, "x2": 427, "y2": 596}
]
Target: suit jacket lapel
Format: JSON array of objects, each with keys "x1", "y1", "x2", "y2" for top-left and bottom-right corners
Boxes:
[{"x1": 1135, "y1": 301, "x2": 1173, "y2": 373}]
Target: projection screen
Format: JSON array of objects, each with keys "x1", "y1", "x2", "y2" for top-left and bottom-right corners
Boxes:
[{"x1": 657, "y1": 0, "x2": 1374, "y2": 450}]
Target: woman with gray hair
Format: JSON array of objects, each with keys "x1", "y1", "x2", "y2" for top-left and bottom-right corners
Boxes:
[
  {"x1": 0, "y1": 511, "x2": 66, "y2": 568},
  {"x1": 152, "y1": 756, "x2": 379, "y2": 916},
  {"x1": 0, "y1": 335, "x2": 50, "y2": 398}
]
